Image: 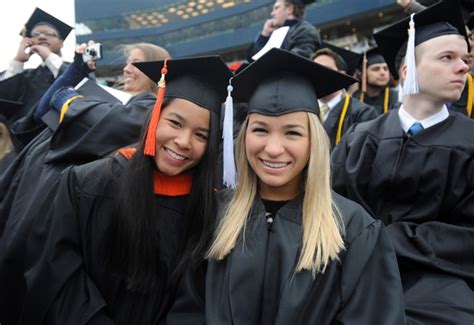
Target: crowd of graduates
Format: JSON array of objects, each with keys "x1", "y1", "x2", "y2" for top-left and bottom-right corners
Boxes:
[{"x1": 0, "y1": 0, "x2": 473, "y2": 324}]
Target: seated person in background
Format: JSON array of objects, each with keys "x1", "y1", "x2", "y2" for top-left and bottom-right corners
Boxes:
[
  {"x1": 312, "y1": 45, "x2": 378, "y2": 148},
  {"x1": 0, "y1": 8, "x2": 73, "y2": 125},
  {"x1": 0, "y1": 42, "x2": 170, "y2": 325},
  {"x1": 246, "y1": 0, "x2": 321, "y2": 62},
  {"x1": 332, "y1": 1, "x2": 474, "y2": 323},
  {"x1": 166, "y1": 48, "x2": 406, "y2": 325},
  {"x1": 450, "y1": 15, "x2": 473, "y2": 118},
  {"x1": 353, "y1": 47, "x2": 399, "y2": 114}
]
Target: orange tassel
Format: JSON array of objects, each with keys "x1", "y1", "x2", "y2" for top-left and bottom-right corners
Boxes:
[{"x1": 144, "y1": 59, "x2": 168, "y2": 156}]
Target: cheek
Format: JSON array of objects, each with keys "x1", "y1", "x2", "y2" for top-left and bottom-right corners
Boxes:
[{"x1": 194, "y1": 141, "x2": 208, "y2": 161}]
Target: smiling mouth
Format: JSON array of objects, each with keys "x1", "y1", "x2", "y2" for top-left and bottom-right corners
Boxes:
[
  {"x1": 261, "y1": 159, "x2": 289, "y2": 169},
  {"x1": 164, "y1": 147, "x2": 187, "y2": 161}
]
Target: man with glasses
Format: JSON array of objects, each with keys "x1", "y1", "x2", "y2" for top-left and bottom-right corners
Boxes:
[{"x1": 0, "y1": 8, "x2": 72, "y2": 127}]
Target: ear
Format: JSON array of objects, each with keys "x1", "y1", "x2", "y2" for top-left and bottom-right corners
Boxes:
[
  {"x1": 286, "y1": 3, "x2": 295, "y2": 15},
  {"x1": 399, "y1": 63, "x2": 408, "y2": 83}
]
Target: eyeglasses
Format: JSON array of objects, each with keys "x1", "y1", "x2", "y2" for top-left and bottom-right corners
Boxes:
[{"x1": 30, "y1": 30, "x2": 59, "y2": 38}]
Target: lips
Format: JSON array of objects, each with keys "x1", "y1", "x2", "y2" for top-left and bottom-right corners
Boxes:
[
  {"x1": 164, "y1": 147, "x2": 187, "y2": 161},
  {"x1": 260, "y1": 159, "x2": 289, "y2": 169}
]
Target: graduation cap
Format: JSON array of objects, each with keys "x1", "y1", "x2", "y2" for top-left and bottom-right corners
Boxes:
[
  {"x1": 0, "y1": 99, "x2": 23, "y2": 125},
  {"x1": 221, "y1": 48, "x2": 357, "y2": 187},
  {"x1": 373, "y1": 0, "x2": 468, "y2": 81},
  {"x1": 286, "y1": 0, "x2": 315, "y2": 9},
  {"x1": 133, "y1": 56, "x2": 233, "y2": 157},
  {"x1": 320, "y1": 41, "x2": 363, "y2": 76},
  {"x1": 21, "y1": 7, "x2": 73, "y2": 40}
]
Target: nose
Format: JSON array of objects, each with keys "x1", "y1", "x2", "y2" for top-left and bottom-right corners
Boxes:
[
  {"x1": 456, "y1": 58, "x2": 470, "y2": 74},
  {"x1": 174, "y1": 130, "x2": 192, "y2": 150},
  {"x1": 123, "y1": 62, "x2": 133, "y2": 74},
  {"x1": 264, "y1": 136, "x2": 285, "y2": 157}
]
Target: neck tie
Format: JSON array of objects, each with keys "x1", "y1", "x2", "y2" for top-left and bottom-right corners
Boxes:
[
  {"x1": 407, "y1": 122, "x2": 424, "y2": 135},
  {"x1": 320, "y1": 104, "x2": 329, "y2": 122}
]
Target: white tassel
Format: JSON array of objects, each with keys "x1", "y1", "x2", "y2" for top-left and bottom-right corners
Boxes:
[
  {"x1": 222, "y1": 80, "x2": 237, "y2": 189},
  {"x1": 402, "y1": 13, "x2": 419, "y2": 97}
]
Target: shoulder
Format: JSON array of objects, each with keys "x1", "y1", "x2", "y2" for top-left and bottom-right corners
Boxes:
[
  {"x1": 332, "y1": 191, "x2": 381, "y2": 244},
  {"x1": 69, "y1": 155, "x2": 127, "y2": 198}
]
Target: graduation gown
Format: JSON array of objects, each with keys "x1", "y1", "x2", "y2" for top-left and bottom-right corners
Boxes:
[
  {"x1": 353, "y1": 87, "x2": 399, "y2": 115},
  {"x1": 0, "y1": 92, "x2": 155, "y2": 325},
  {"x1": 0, "y1": 63, "x2": 69, "y2": 124},
  {"x1": 331, "y1": 110, "x2": 474, "y2": 323},
  {"x1": 323, "y1": 95, "x2": 378, "y2": 148},
  {"x1": 22, "y1": 155, "x2": 188, "y2": 324},
  {"x1": 167, "y1": 192, "x2": 406, "y2": 325}
]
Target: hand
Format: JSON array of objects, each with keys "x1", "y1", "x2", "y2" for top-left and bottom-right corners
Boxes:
[
  {"x1": 29, "y1": 44, "x2": 52, "y2": 61},
  {"x1": 14, "y1": 37, "x2": 34, "y2": 62},
  {"x1": 396, "y1": 0, "x2": 412, "y2": 8},
  {"x1": 74, "y1": 41, "x2": 97, "y2": 71},
  {"x1": 262, "y1": 19, "x2": 277, "y2": 37}
]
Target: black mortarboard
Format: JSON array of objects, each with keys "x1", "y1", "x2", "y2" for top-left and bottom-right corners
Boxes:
[
  {"x1": 373, "y1": 0, "x2": 468, "y2": 79},
  {"x1": 365, "y1": 47, "x2": 386, "y2": 67},
  {"x1": 134, "y1": 56, "x2": 232, "y2": 115},
  {"x1": 320, "y1": 41, "x2": 363, "y2": 76},
  {"x1": 233, "y1": 48, "x2": 357, "y2": 116},
  {"x1": 133, "y1": 56, "x2": 232, "y2": 157},
  {"x1": 0, "y1": 99, "x2": 23, "y2": 125},
  {"x1": 21, "y1": 8, "x2": 73, "y2": 40}
]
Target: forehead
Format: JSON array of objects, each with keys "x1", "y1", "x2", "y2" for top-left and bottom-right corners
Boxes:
[
  {"x1": 367, "y1": 63, "x2": 388, "y2": 70},
  {"x1": 416, "y1": 34, "x2": 468, "y2": 56},
  {"x1": 273, "y1": 0, "x2": 287, "y2": 8},
  {"x1": 31, "y1": 23, "x2": 58, "y2": 32},
  {"x1": 248, "y1": 111, "x2": 309, "y2": 125},
  {"x1": 313, "y1": 54, "x2": 337, "y2": 68}
]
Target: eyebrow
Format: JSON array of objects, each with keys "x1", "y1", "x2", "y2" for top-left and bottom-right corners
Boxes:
[
  {"x1": 250, "y1": 120, "x2": 306, "y2": 130},
  {"x1": 168, "y1": 112, "x2": 210, "y2": 132}
]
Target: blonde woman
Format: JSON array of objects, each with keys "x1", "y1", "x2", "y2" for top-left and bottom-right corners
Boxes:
[{"x1": 167, "y1": 48, "x2": 406, "y2": 325}]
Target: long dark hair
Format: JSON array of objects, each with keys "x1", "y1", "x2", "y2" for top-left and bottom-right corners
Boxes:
[{"x1": 104, "y1": 99, "x2": 219, "y2": 293}]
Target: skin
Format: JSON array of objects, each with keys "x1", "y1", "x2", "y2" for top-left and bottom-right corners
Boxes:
[
  {"x1": 154, "y1": 98, "x2": 210, "y2": 176},
  {"x1": 313, "y1": 54, "x2": 344, "y2": 102},
  {"x1": 401, "y1": 34, "x2": 470, "y2": 120},
  {"x1": 122, "y1": 48, "x2": 154, "y2": 95},
  {"x1": 245, "y1": 112, "x2": 310, "y2": 201},
  {"x1": 15, "y1": 24, "x2": 64, "y2": 62},
  {"x1": 261, "y1": 0, "x2": 295, "y2": 37},
  {"x1": 366, "y1": 63, "x2": 390, "y2": 97}
]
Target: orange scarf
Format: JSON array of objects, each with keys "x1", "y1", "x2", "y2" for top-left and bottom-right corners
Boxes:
[{"x1": 117, "y1": 147, "x2": 192, "y2": 196}]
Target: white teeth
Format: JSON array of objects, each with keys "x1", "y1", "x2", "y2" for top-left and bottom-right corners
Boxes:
[
  {"x1": 262, "y1": 160, "x2": 287, "y2": 168},
  {"x1": 165, "y1": 148, "x2": 186, "y2": 160}
]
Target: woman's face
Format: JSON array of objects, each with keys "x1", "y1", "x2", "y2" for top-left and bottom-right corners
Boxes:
[
  {"x1": 245, "y1": 112, "x2": 310, "y2": 200},
  {"x1": 154, "y1": 98, "x2": 210, "y2": 176},
  {"x1": 123, "y1": 48, "x2": 152, "y2": 94}
]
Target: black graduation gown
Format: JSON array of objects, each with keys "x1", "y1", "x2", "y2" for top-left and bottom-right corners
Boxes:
[
  {"x1": 0, "y1": 63, "x2": 69, "y2": 124},
  {"x1": 22, "y1": 155, "x2": 188, "y2": 324},
  {"x1": 331, "y1": 110, "x2": 474, "y2": 323},
  {"x1": 0, "y1": 92, "x2": 155, "y2": 325},
  {"x1": 246, "y1": 19, "x2": 321, "y2": 62},
  {"x1": 167, "y1": 192, "x2": 406, "y2": 325},
  {"x1": 353, "y1": 87, "x2": 399, "y2": 115},
  {"x1": 323, "y1": 95, "x2": 378, "y2": 149}
]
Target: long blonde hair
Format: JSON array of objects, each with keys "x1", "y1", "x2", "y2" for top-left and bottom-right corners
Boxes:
[{"x1": 207, "y1": 112, "x2": 345, "y2": 276}]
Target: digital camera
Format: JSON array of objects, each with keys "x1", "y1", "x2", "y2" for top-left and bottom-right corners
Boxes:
[{"x1": 82, "y1": 43, "x2": 103, "y2": 63}]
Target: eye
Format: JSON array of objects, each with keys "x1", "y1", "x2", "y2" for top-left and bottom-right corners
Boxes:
[
  {"x1": 195, "y1": 132, "x2": 208, "y2": 141},
  {"x1": 440, "y1": 54, "x2": 452, "y2": 61},
  {"x1": 167, "y1": 119, "x2": 181, "y2": 127},
  {"x1": 251, "y1": 127, "x2": 267, "y2": 134},
  {"x1": 286, "y1": 130, "x2": 302, "y2": 137}
]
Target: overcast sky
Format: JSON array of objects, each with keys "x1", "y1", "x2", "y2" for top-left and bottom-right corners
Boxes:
[{"x1": 0, "y1": 0, "x2": 76, "y2": 71}]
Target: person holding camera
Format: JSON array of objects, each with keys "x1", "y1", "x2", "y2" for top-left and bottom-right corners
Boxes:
[
  {"x1": 0, "y1": 42, "x2": 170, "y2": 325},
  {"x1": 0, "y1": 8, "x2": 73, "y2": 125}
]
